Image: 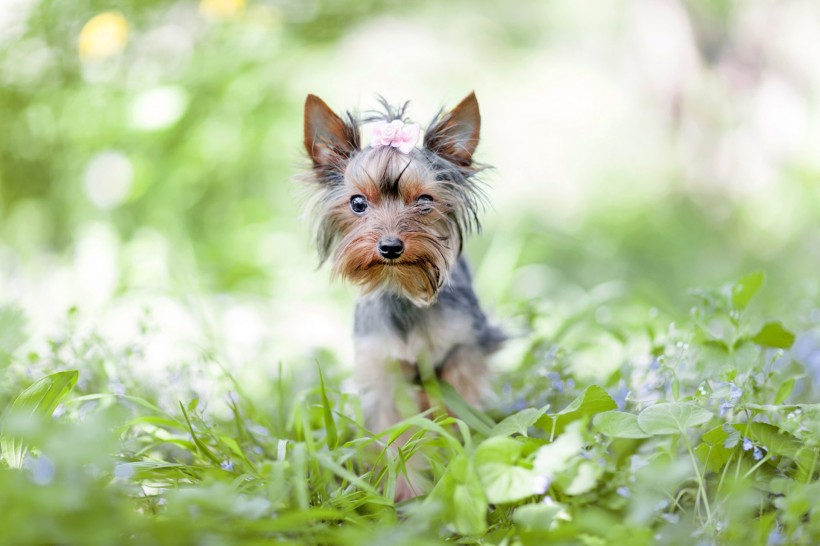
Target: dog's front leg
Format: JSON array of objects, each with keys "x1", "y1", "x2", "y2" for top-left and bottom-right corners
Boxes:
[{"x1": 353, "y1": 338, "x2": 428, "y2": 500}]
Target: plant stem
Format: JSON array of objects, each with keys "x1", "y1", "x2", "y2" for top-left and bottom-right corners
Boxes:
[
  {"x1": 741, "y1": 454, "x2": 770, "y2": 480},
  {"x1": 716, "y1": 451, "x2": 734, "y2": 495},
  {"x1": 683, "y1": 433, "x2": 713, "y2": 526}
]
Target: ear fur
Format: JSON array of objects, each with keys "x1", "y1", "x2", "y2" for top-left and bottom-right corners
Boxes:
[
  {"x1": 304, "y1": 94, "x2": 359, "y2": 170},
  {"x1": 423, "y1": 92, "x2": 481, "y2": 166}
]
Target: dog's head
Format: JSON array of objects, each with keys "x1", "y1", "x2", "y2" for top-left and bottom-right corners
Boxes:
[{"x1": 301, "y1": 93, "x2": 486, "y2": 306}]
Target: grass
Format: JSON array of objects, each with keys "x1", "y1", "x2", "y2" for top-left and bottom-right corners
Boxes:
[{"x1": 1, "y1": 272, "x2": 819, "y2": 545}]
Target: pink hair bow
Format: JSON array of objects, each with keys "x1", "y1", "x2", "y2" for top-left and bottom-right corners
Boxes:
[{"x1": 369, "y1": 120, "x2": 420, "y2": 154}]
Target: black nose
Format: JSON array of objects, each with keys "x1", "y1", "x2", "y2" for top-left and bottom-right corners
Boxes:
[{"x1": 378, "y1": 237, "x2": 404, "y2": 260}]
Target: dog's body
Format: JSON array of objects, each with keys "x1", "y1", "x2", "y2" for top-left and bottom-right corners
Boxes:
[
  {"x1": 354, "y1": 255, "x2": 504, "y2": 431},
  {"x1": 300, "y1": 92, "x2": 501, "y2": 498}
]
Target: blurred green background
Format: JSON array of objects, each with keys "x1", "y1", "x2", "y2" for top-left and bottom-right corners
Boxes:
[{"x1": 1, "y1": 0, "x2": 819, "y2": 381}]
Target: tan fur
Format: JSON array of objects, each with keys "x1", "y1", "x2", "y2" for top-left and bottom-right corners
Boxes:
[{"x1": 326, "y1": 149, "x2": 460, "y2": 306}]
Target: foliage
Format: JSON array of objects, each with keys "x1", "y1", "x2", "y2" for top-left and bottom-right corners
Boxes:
[
  {"x1": 3, "y1": 1, "x2": 820, "y2": 544},
  {"x1": 1, "y1": 274, "x2": 819, "y2": 545}
]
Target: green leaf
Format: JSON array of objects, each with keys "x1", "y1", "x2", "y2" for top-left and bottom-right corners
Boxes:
[
  {"x1": 313, "y1": 453, "x2": 378, "y2": 495},
  {"x1": 734, "y1": 422, "x2": 815, "y2": 480},
  {"x1": 439, "y1": 381, "x2": 495, "y2": 436},
  {"x1": 535, "y1": 385, "x2": 617, "y2": 438},
  {"x1": 695, "y1": 425, "x2": 735, "y2": 472},
  {"x1": 426, "y1": 454, "x2": 488, "y2": 535},
  {"x1": 593, "y1": 410, "x2": 650, "y2": 439},
  {"x1": 774, "y1": 377, "x2": 795, "y2": 405},
  {"x1": 565, "y1": 460, "x2": 600, "y2": 495},
  {"x1": 1, "y1": 370, "x2": 78, "y2": 468},
  {"x1": 730, "y1": 271, "x2": 765, "y2": 310},
  {"x1": 453, "y1": 476, "x2": 488, "y2": 536},
  {"x1": 512, "y1": 502, "x2": 563, "y2": 530},
  {"x1": 533, "y1": 421, "x2": 584, "y2": 477},
  {"x1": 317, "y1": 368, "x2": 338, "y2": 450},
  {"x1": 178, "y1": 401, "x2": 222, "y2": 467},
  {"x1": 752, "y1": 322, "x2": 795, "y2": 349},
  {"x1": 474, "y1": 436, "x2": 536, "y2": 504},
  {"x1": 490, "y1": 405, "x2": 549, "y2": 437},
  {"x1": 637, "y1": 402, "x2": 713, "y2": 435}
]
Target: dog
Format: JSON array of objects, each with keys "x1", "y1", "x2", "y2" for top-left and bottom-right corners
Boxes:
[{"x1": 301, "y1": 92, "x2": 503, "y2": 499}]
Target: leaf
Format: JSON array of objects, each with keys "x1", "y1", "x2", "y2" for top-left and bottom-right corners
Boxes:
[
  {"x1": 1, "y1": 370, "x2": 78, "y2": 468},
  {"x1": 535, "y1": 385, "x2": 617, "y2": 438},
  {"x1": 730, "y1": 271, "x2": 765, "y2": 310},
  {"x1": 439, "y1": 381, "x2": 495, "y2": 436},
  {"x1": 565, "y1": 460, "x2": 600, "y2": 495},
  {"x1": 317, "y1": 368, "x2": 338, "y2": 450},
  {"x1": 473, "y1": 436, "x2": 536, "y2": 504},
  {"x1": 512, "y1": 502, "x2": 563, "y2": 530},
  {"x1": 741, "y1": 403, "x2": 820, "y2": 412},
  {"x1": 752, "y1": 322, "x2": 795, "y2": 349},
  {"x1": 593, "y1": 411, "x2": 650, "y2": 439},
  {"x1": 426, "y1": 454, "x2": 488, "y2": 535},
  {"x1": 695, "y1": 425, "x2": 735, "y2": 472},
  {"x1": 734, "y1": 422, "x2": 815, "y2": 480},
  {"x1": 774, "y1": 377, "x2": 795, "y2": 405},
  {"x1": 453, "y1": 475, "x2": 488, "y2": 536},
  {"x1": 178, "y1": 401, "x2": 221, "y2": 466},
  {"x1": 314, "y1": 453, "x2": 378, "y2": 495},
  {"x1": 533, "y1": 421, "x2": 584, "y2": 477},
  {"x1": 490, "y1": 406, "x2": 549, "y2": 437},
  {"x1": 637, "y1": 402, "x2": 713, "y2": 435}
]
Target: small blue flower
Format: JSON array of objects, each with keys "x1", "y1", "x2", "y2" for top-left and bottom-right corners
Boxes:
[
  {"x1": 729, "y1": 383, "x2": 742, "y2": 401},
  {"x1": 660, "y1": 513, "x2": 679, "y2": 524},
  {"x1": 753, "y1": 447, "x2": 764, "y2": 461},
  {"x1": 221, "y1": 459, "x2": 234, "y2": 471},
  {"x1": 26, "y1": 455, "x2": 55, "y2": 486},
  {"x1": 109, "y1": 382, "x2": 126, "y2": 396},
  {"x1": 768, "y1": 528, "x2": 785, "y2": 545},
  {"x1": 742, "y1": 438, "x2": 753, "y2": 451},
  {"x1": 616, "y1": 486, "x2": 631, "y2": 498},
  {"x1": 114, "y1": 463, "x2": 135, "y2": 480}
]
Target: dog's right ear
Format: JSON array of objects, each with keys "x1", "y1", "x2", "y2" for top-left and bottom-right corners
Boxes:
[
  {"x1": 424, "y1": 92, "x2": 480, "y2": 167},
  {"x1": 304, "y1": 94, "x2": 359, "y2": 170}
]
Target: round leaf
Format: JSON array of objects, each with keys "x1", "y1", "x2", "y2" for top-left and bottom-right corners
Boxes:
[
  {"x1": 637, "y1": 403, "x2": 713, "y2": 435},
  {"x1": 593, "y1": 411, "x2": 650, "y2": 438}
]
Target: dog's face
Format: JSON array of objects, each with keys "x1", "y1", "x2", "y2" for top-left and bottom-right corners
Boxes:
[{"x1": 302, "y1": 93, "x2": 484, "y2": 306}]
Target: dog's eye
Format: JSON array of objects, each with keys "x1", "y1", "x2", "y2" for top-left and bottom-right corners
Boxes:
[
  {"x1": 416, "y1": 194, "x2": 434, "y2": 212},
  {"x1": 350, "y1": 195, "x2": 368, "y2": 214}
]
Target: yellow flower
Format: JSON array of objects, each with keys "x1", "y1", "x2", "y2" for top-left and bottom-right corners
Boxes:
[
  {"x1": 78, "y1": 11, "x2": 129, "y2": 60},
  {"x1": 200, "y1": 0, "x2": 245, "y2": 19}
]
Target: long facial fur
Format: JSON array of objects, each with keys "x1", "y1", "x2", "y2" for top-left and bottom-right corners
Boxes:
[{"x1": 301, "y1": 97, "x2": 487, "y2": 305}]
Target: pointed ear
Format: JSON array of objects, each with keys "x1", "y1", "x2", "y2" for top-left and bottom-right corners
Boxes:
[
  {"x1": 304, "y1": 94, "x2": 359, "y2": 169},
  {"x1": 423, "y1": 92, "x2": 481, "y2": 166}
]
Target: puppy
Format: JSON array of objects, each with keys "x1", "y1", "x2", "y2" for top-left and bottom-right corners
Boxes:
[{"x1": 301, "y1": 93, "x2": 503, "y2": 498}]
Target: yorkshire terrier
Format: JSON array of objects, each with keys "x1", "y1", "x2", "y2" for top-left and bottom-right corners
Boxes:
[{"x1": 301, "y1": 92, "x2": 504, "y2": 498}]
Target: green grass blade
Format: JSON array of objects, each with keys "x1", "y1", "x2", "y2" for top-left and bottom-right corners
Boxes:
[
  {"x1": 178, "y1": 401, "x2": 222, "y2": 466},
  {"x1": 318, "y1": 367, "x2": 338, "y2": 450},
  {"x1": 0, "y1": 370, "x2": 78, "y2": 468}
]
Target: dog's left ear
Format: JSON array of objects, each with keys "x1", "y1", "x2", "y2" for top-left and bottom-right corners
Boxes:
[
  {"x1": 304, "y1": 94, "x2": 359, "y2": 170},
  {"x1": 424, "y1": 92, "x2": 481, "y2": 167}
]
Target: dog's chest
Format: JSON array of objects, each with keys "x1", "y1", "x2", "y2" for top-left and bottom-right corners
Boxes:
[{"x1": 354, "y1": 293, "x2": 475, "y2": 366}]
